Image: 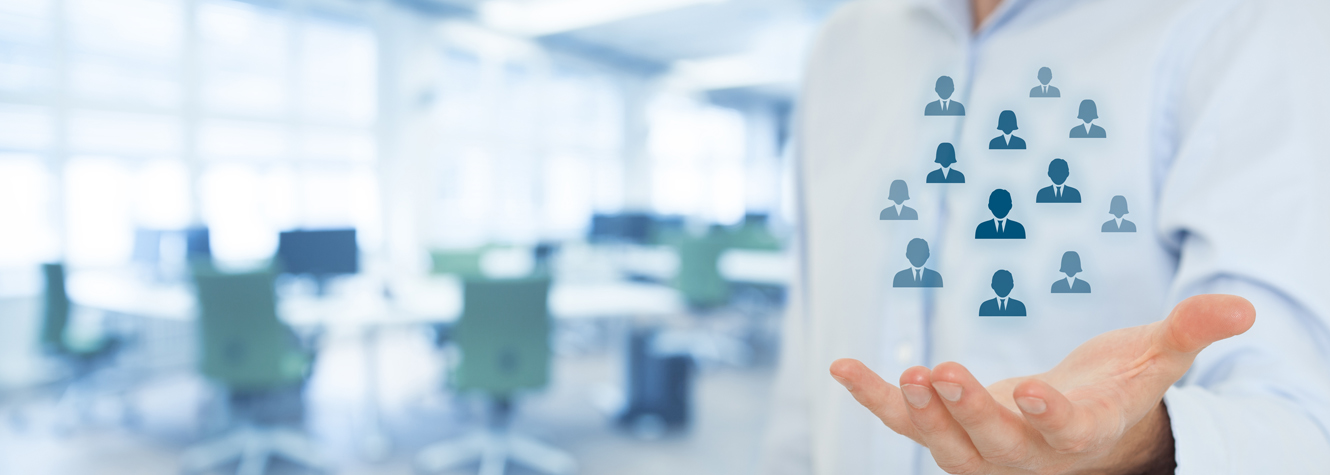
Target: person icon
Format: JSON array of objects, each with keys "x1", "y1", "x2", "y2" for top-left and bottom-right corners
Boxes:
[
  {"x1": 924, "y1": 76, "x2": 965, "y2": 116},
  {"x1": 1029, "y1": 67, "x2": 1061, "y2": 98},
  {"x1": 979, "y1": 270, "x2": 1026, "y2": 317},
  {"x1": 879, "y1": 180, "x2": 918, "y2": 220},
  {"x1": 1035, "y1": 158, "x2": 1082, "y2": 203},
  {"x1": 1070, "y1": 99, "x2": 1107, "y2": 138},
  {"x1": 892, "y1": 238, "x2": 943, "y2": 288},
  {"x1": 1051, "y1": 251, "x2": 1092, "y2": 294},
  {"x1": 925, "y1": 143, "x2": 965, "y2": 184},
  {"x1": 975, "y1": 189, "x2": 1025, "y2": 239},
  {"x1": 988, "y1": 110, "x2": 1027, "y2": 149},
  {"x1": 1102, "y1": 195, "x2": 1137, "y2": 232}
]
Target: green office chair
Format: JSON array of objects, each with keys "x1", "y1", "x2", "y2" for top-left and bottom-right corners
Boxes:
[
  {"x1": 181, "y1": 268, "x2": 327, "y2": 475},
  {"x1": 674, "y1": 228, "x2": 732, "y2": 309},
  {"x1": 416, "y1": 277, "x2": 576, "y2": 475},
  {"x1": 40, "y1": 263, "x2": 117, "y2": 359}
]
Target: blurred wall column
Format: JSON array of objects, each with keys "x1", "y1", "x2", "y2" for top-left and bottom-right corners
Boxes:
[
  {"x1": 373, "y1": 1, "x2": 429, "y2": 275},
  {"x1": 741, "y1": 101, "x2": 786, "y2": 216}
]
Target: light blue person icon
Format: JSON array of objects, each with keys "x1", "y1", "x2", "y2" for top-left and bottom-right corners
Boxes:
[
  {"x1": 924, "y1": 76, "x2": 965, "y2": 116},
  {"x1": 1030, "y1": 67, "x2": 1061, "y2": 98},
  {"x1": 975, "y1": 189, "x2": 1025, "y2": 239},
  {"x1": 1070, "y1": 100, "x2": 1107, "y2": 138},
  {"x1": 1102, "y1": 195, "x2": 1137, "y2": 232},
  {"x1": 892, "y1": 238, "x2": 943, "y2": 288},
  {"x1": 989, "y1": 110, "x2": 1027, "y2": 149},
  {"x1": 1051, "y1": 251, "x2": 1092, "y2": 294},
  {"x1": 880, "y1": 180, "x2": 918, "y2": 220},
  {"x1": 926, "y1": 143, "x2": 965, "y2": 184},
  {"x1": 979, "y1": 270, "x2": 1026, "y2": 317},
  {"x1": 1035, "y1": 158, "x2": 1082, "y2": 203}
]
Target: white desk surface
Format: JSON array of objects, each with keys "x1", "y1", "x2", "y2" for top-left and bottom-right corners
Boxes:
[
  {"x1": 718, "y1": 249, "x2": 793, "y2": 286},
  {"x1": 66, "y1": 271, "x2": 685, "y2": 327}
]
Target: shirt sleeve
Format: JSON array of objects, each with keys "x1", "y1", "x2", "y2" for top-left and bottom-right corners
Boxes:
[{"x1": 1154, "y1": 1, "x2": 1330, "y2": 472}]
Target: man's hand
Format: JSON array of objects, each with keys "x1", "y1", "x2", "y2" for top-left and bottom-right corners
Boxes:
[{"x1": 829, "y1": 294, "x2": 1255, "y2": 475}]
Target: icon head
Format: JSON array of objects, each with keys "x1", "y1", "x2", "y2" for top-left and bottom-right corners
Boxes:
[
  {"x1": 1078, "y1": 99, "x2": 1099, "y2": 123},
  {"x1": 1109, "y1": 195, "x2": 1129, "y2": 217},
  {"x1": 1059, "y1": 251, "x2": 1082, "y2": 277},
  {"x1": 905, "y1": 238, "x2": 930, "y2": 267},
  {"x1": 991, "y1": 270, "x2": 1014, "y2": 298},
  {"x1": 1037, "y1": 67, "x2": 1052, "y2": 85},
  {"x1": 934, "y1": 143, "x2": 957, "y2": 167},
  {"x1": 987, "y1": 189, "x2": 1013, "y2": 219},
  {"x1": 934, "y1": 76, "x2": 955, "y2": 100},
  {"x1": 996, "y1": 110, "x2": 1019, "y2": 134},
  {"x1": 888, "y1": 180, "x2": 910, "y2": 204},
  {"x1": 1047, "y1": 158, "x2": 1070, "y2": 185}
]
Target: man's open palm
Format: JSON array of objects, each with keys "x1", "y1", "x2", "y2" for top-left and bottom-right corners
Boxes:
[{"x1": 830, "y1": 294, "x2": 1256, "y2": 474}]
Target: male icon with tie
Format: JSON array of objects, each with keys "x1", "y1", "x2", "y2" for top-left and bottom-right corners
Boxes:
[
  {"x1": 1029, "y1": 67, "x2": 1061, "y2": 98},
  {"x1": 923, "y1": 76, "x2": 965, "y2": 116},
  {"x1": 975, "y1": 189, "x2": 1026, "y2": 239},
  {"x1": 892, "y1": 238, "x2": 943, "y2": 288},
  {"x1": 979, "y1": 269, "x2": 1026, "y2": 317},
  {"x1": 1035, "y1": 158, "x2": 1082, "y2": 203}
]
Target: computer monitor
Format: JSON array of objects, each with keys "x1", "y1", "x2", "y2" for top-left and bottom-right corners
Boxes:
[
  {"x1": 185, "y1": 226, "x2": 211, "y2": 261},
  {"x1": 276, "y1": 228, "x2": 359, "y2": 286},
  {"x1": 588, "y1": 213, "x2": 653, "y2": 244}
]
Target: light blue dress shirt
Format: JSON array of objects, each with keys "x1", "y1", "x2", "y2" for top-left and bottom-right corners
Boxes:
[{"x1": 762, "y1": 0, "x2": 1330, "y2": 474}]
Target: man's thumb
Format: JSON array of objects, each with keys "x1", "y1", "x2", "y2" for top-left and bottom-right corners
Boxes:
[{"x1": 1157, "y1": 294, "x2": 1256, "y2": 356}]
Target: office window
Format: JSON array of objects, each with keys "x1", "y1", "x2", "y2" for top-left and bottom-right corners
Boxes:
[
  {"x1": 0, "y1": 155, "x2": 57, "y2": 266},
  {"x1": 68, "y1": 0, "x2": 184, "y2": 109},
  {"x1": 199, "y1": 0, "x2": 290, "y2": 117},
  {"x1": 649, "y1": 94, "x2": 746, "y2": 224},
  {"x1": 0, "y1": 0, "x2": 54, "y2": 97}
]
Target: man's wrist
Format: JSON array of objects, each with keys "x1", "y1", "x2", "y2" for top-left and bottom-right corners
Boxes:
[{"x1": 1102, "y1": 401, "x2": 1176, "y2": 475}]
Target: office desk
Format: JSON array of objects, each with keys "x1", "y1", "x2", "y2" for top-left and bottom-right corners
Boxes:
[
  {"x1": 718, "y1": 249, "x2": 793, "y2": 286},
  {"x1": 66, "y1": 270, "x2": 685, "y2": 461}
]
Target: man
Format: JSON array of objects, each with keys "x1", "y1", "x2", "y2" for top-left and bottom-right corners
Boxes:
[
  {"x1": 1029, "y1": 67, "x2": 1059, "y2": 98},
  {"x1": 1034, "y1": 158, "x2": 1081, "y2": 204},
  {"x1": 924, "y1": 76, "x2": 966, "y2": 116},
  {"x1": 893, "y1": 238, "x2": 944, "y2": 288},
  {"x1": 974, "y1": 189, "x2": 1024, "y2": 239},
  {"x1": 977, "y1": 270, "x2": 1026, "y2": 316},
  {"x1": 762, "y1": 1, "x2": 1330, "y2": 474}
]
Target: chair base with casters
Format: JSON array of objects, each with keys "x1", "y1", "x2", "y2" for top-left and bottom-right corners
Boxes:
[
  {"x1": 416, "y1": 399, "x2": 576, "y2": 475},
  {"x1": 181, "y1": 424, "x2": 329, "y2": 475}
]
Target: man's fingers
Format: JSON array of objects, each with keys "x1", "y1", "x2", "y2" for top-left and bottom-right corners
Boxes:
[
  {"x1": 1012, "y1": 378, "x2": 1110, "y2": 454},
  {"x1": 1156, "y1": 294, "x2": 1255, "y2": 356},
  {"x1": 900, "y1": 366, "x2": 995, "y2": 475},
  {"x1": 829, "y1": 359, "x2": 920, "y2": 442},
  {"x1": 930, "y1": 362, "x2": 1035, "y2": 467}
]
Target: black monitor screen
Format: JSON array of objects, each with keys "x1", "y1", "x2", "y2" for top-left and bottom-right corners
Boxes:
[
  {"x1": 589, "y1": 213, "x2": 652, "y2": 244},
  {"x1": 276, "y1": 228, "x2": 359, "y2": 276}
]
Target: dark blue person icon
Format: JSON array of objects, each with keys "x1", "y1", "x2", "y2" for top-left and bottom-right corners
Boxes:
[
  {"x1": 925, "y1": 143, "x2": 965, "y2": 184},
  {"x1": 1102, "y1": 195, "x2": 1137, "y2": 232},
  {"x1": 1029, "y1": 67, "x2": 1061, "y2": 98},
  {"x1": 1051, "y1": 251, "x2": 1092, "y2": 294},
  {"x1": 975, "y1": 189, "x2": 1025, "y2": 239},
  {"x1": 892, "y1": 238, "x2": 943, "y2": 288},
  {"x1": 979, "y1": 270, "x2": 1027, "y2": 317},
  {"x1": 1035, "y1": 158, "x2": 1082, "y2": 203},
  {"x1": 988, "y1": 110, "x2": 1027, "y2": 149},
  {"x1": 1070, "y1": 100, "x2": 1107, "y2": 138},
  {"x1": 924, "y1": 76, "x2": 965, "y2": 116},
  {"x1": 879, "y1": 180, "x2": 918, "y2": 220}
]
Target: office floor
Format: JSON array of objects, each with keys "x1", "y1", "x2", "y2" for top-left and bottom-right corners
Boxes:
[{"x1": 0, "y1": 323, "x2": 778, "y2": 475}]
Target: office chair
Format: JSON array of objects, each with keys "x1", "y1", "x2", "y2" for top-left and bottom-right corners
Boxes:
[
  {"x1": 673, "y1": 228, "x2": 732, "y2": 309},
  {"x1": 181, "y1": 268, "x2": 327, "y2": 475},
  {"x1": 39, "y1": 263, "x2": 126, "y2": 430},
  {"x1": 430, "y1": 248, "x2": 487, "y2": 279},
  {"x1": 416, "y1": 277, "x2": 576, "y2": 475}
]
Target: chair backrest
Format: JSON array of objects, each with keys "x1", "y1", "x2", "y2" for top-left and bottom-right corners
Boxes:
[
  {"x1": 430, "y1": 248, "x2": 486, "y2": 279},
  {"x1": 452, "y1": 277, "x2": 552, "y2": 395},
  {"x1": 39, "y1": 263, "x2": 70, "y2": 353},
  {"x1": 193, "y1": 268, "x2": 306, "y2": 391},
  {"x1": 674, "y1": 231, "x2": 730, "y2": 308}
]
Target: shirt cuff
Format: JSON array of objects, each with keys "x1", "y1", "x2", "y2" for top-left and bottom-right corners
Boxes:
[{"x1": 1163, "y1": 385, "x2": 1233, "y2": 474}]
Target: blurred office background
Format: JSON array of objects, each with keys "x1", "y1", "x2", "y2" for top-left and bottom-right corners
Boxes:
[{"x1": 0, "y1": 0, "x2": 841, "y2": 473}]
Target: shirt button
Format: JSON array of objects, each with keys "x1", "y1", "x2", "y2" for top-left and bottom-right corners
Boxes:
[{"x1": 895, "y1": 341, "x2": 914, "y2": 365}]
